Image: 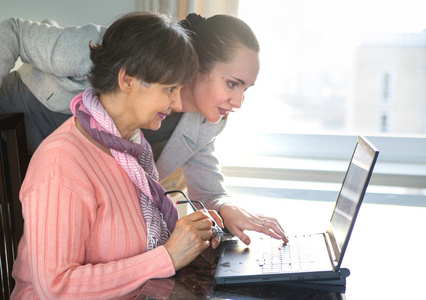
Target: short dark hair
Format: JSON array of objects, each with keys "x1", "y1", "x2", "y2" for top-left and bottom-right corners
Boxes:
[
  {"x1": 89, "y1": 12, "x2": 198, "y2": 94},
  {"x1": 180, "y1": 14, "x2": 259, "y2": 73}
]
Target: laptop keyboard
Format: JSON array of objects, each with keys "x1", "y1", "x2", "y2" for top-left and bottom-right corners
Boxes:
[{"x1": 257, "y1": 234, "x2": 326, "y2": 273}]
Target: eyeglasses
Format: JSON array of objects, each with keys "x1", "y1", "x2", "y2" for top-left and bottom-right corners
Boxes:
[{"x1": 164, "y1": 190, "x2": 224, "y2": 237}]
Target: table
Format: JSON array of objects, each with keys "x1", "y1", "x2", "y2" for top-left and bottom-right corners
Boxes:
[
  {"x1": 132, "y1": 188, "x2": 426, "y2": 299},
  {"x1": 133, "y1": 253, "x2": 346, "y2": 300}
]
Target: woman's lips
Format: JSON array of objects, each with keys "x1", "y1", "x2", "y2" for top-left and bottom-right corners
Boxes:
[
  {"x1": 218, "y1": 108, "x2": 228, "y2": 116},
  {"x1": 157, "y1": 112, "x2": 168, "y2": 120}
]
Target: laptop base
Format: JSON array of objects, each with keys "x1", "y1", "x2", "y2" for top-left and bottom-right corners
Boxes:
[{"x1": 215, "y1": 268, "x2": 349, "y2": 294}]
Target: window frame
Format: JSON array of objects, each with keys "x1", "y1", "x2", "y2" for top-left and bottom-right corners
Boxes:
[{"x1": 216, "y1": 133, "x2": 426, "y2": 189}]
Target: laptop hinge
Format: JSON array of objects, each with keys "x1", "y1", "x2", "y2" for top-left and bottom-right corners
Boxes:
[{"x1": 324, "y1": 232, "x2": 338, "y2": 269}]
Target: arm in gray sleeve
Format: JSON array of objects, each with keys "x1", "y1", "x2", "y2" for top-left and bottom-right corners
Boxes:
[
  {"x1": 0, "y1": 18, "x2": 105, "y2": 86},
  {"x1": 182, "y1": 136, "x2": 231, "y2": 213}
]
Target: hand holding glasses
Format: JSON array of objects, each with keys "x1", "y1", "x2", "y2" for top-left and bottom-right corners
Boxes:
[{"x1": 164, "y1": 190, "x2": 224, "y2": 238}]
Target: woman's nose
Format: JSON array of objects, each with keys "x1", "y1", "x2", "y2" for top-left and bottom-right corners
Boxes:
[
  {"x1": 230, "y1": 93, "x2": 245, "y2": 109},
  {"x1": 170, "y1": 88, "x2": 183, "y2": 111}
]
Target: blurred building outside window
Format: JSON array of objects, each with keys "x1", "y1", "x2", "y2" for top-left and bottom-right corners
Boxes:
[{"x1": 215, "y1": 0, "x2": 426, "y2": 191}]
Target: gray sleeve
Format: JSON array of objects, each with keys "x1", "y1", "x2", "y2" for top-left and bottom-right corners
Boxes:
[
  {"x1": 0, "y1": 18, "x2": 105, "y2": 86},
  {"x1": 182, "y1": 129, "x2": 231, "y2": 213}
]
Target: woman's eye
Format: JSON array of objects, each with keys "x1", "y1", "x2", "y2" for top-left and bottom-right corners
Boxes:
[
  {"x1": 227, "y1": 81, "x2": 238, "y2": 89},
  {"x1": 168, "y1": 86, "x2": 176, "y2": 93}
]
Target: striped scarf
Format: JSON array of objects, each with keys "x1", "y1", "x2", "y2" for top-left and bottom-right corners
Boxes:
[{"x1": 70, "y1": 88, "x2": 178, "y2": 250}]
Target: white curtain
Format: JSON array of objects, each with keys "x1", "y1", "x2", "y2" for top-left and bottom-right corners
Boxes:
[{"x1": 135, "y1": 0, "x2": 239, "y2": 19}]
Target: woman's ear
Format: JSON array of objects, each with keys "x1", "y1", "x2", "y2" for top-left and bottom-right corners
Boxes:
[{"x1": 118, "y1": 68, "x2": 133, "y2": 94}]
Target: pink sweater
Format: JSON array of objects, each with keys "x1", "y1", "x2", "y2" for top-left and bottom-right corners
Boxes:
[{"x1": 11, "y1": 117, "x2": 175, "y2": 299}]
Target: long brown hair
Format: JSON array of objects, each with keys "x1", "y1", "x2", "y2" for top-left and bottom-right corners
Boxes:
[{"x1": 180, "y1": 13, "x2": 259, "y2": 74}]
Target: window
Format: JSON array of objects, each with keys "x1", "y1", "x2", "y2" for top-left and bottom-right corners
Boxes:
[
  {"x1": 231, "y1": 0, "x2": 426, "y2": 136},
  {"x1": 379, "y1": 112, "x2": 391, "y2": 133},
  {"x1": 380, "y1": 71, "x2": 392, "y2": 103},
  {"x1": 216, "y1": 0, "x2": 426, "y2": 190}
]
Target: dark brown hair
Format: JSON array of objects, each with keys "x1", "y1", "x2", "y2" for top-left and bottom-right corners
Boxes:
[
  {"x1": 180, "y1": 14, "x2": 259, "y2": 73},
  {"x1": 89, "y1": 12, "x2": 198, "y2": 94}
]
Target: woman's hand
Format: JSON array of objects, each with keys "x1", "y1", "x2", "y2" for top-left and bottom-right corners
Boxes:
[
  {"x1": 206, "y1": 209, "x2": 224, "y2": 250},
  {"x1": 219, "y1": 203, "x2": 289, "y2": 245},
  {"x1": 164, "y1": 209, "x2": 223, "y2": 271}
]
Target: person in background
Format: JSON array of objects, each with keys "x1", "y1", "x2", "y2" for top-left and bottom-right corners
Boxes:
[
  {"x1": 0, "y1": 18, "x2": 90, "y2": 154},
  {"x1": 0, "y1": 13, "x2": 289, "y2": 248},
  {"x1": 169, "y1": 14, "x2": 288, "y2": 245},
  {"x1": 11, "y1": 11, "x2": 223, "y2": 299}
]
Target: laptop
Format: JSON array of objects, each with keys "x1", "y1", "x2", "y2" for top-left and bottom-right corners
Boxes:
[{"x1": 214, "y1": 136, "x2": 379, "y2": 290}]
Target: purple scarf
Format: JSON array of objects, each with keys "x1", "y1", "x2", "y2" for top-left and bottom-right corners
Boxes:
[{"x1": 70, "y1": 88, "x2": 178, "y2": 250}]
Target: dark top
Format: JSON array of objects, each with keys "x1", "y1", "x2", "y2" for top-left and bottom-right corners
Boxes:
[{"x1": 141, "y1": 112, "x2": 183, "y2": 162}]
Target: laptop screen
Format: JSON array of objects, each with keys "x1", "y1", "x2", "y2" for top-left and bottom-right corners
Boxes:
[{"x1": 330, "y1": 137, "x2": 379, "y2": 263}]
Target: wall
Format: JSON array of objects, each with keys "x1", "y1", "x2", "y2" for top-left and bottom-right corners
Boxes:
[
  {"x1": 0, "y1": 0, "x2": 239, "y2": 26},
  {"x1": 0, "y1": 0, "x2": 136, "y2": 26}
]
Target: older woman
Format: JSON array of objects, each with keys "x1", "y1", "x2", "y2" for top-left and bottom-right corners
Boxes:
[{"x1": 11, "y1": 12, "x2": 222, "y2": 300}]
